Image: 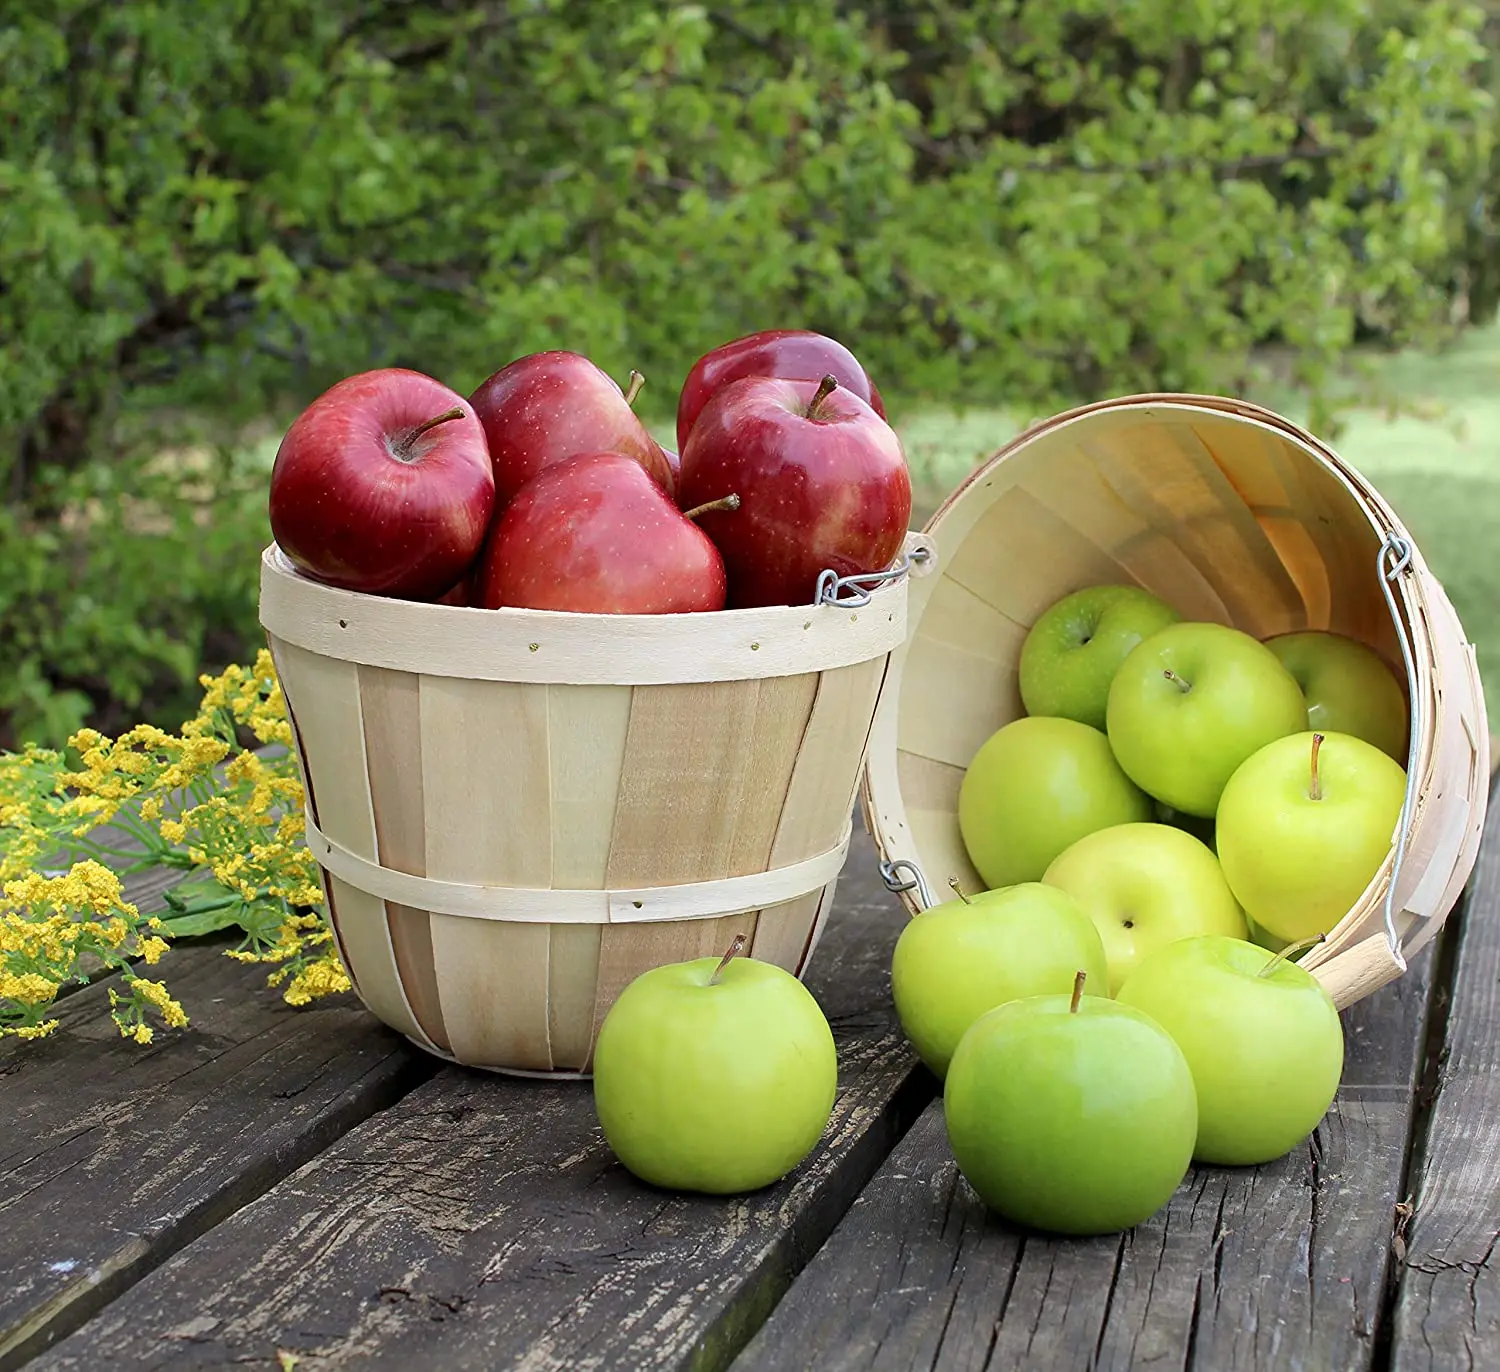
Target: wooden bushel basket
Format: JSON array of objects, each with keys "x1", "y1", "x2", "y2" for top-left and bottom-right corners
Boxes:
[
  {"x1": 258, "y1": 542, "x2": 912, "y2": 1075},
  {"x1": 862, "y1": 394, "x2": 1490, "y2": 1009}
]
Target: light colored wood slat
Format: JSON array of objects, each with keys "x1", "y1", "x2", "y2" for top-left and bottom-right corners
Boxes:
[
  {"x1": 385, "y1": 903, "x2": 449, "y2": 1052},
  {"x1": 268, "y1": 639, "x2": 377, "y2": 860},
  {"x1": 1025, "y1": 438, "x2": 1234, "y2": 625},
  {"x1": 604, "y1": 681, "x2": 759, "y2": 886},
  {"x1": 728, "y1": 673, "x2": 822, "y2": 876},
  {"x1": 429, "y1": 916, "x2": 553, "y2": 1070},
  {"x1": 322, "y1": 876, "x2": 433, "y2": 1048},
  {"x1": 748, "y1": 891, "x2": 823, "y2": 972},
  {"x1": 796, "y1": 877, "x2": 841, "y2": 971},
  {"x1": 419, "y1": 679, "x2": 553, "y2": 886},
  {"x1": 914, "y1": 575, "x2": 1028, "y2": 663},
  {"x1": 897, "y1": 630, "x2": 1019, "y2": 771},
  {"x1": 547, "y1": 923, "x2": 602, "y2": 1072},
  {"x1": 546, "y1": 685, "x2": 634, "y2": 889},
  {"x1": 943, "y1": 488, "x2": 1135, "y2": 628},
  {"x1": 769, "y1": 658, "x2": 889, "y2": 868},
  {"x1": 358, "y1": 666, "x2": 426, "y2": 877},
  {"x1": 895, "y1": 749, "x2": 966, "y2": 815}
]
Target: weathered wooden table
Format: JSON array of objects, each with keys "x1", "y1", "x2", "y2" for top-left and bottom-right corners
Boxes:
[{"x1": 5, "y1": 777, "x2": 1497, "y2": 1372}]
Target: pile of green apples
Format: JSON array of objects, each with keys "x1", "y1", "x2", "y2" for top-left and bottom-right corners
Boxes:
[{"x1": 893, "y1": 584, "x2": 1412, "y2": 1234}]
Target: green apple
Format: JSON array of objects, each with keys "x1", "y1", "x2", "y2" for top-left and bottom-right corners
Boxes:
[
  {"x1": 1266, "y1": 630, "x2": 1409, "y2": 763},
  {"x1": 1019, "y1": 585, "x2": 1182, "y2": 730},
  {"x1": 592, "y1": 937, "x2": 837, "y2": 1194},
  {"x1": 1042, "y1": 821, "x2": 1248, "y2": 992},
  {"x1": 1116, "y1": 934, "x2": 1344, "y2": 1165},
  {"x1": 958, "y1": 716, "x2": 1153, "y2": 889},
  {"x1": 943, "y1": 974, "x2": 1197, "y2": 1235},
  {"x1": 891, "y1": 881, "x2": 1109, "y2": 1078},
  {"x1": 1215, "y1": 730, "x2": 1406, "y2": 944},
  {"x1": 1106, "y1": 621, "x2": 1307, "y2": 816}
]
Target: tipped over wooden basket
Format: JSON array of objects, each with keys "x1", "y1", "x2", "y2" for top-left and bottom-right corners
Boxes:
[
  {"x1": 259, "y1": 543, "x2": 913, "y2": 1075},
  {"x1": 861, "y1": 394, "x2": 1489, "y2": 1009}
]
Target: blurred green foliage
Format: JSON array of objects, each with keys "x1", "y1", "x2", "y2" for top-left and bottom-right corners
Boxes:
[{"x1": 0, "y1": 0, "x2": 1494, "y2": 743}]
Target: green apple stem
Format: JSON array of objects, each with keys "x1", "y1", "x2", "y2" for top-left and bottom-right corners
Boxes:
[
  {"x1": 806, "y1": 373, "x2": 839, "y2": 421},
  {"x1": 682, "y1": 493, "x2": 741, "y2": 521},
  {"x1": 1162, "y1": 669, "x2": 1192, "y2": 694},
  {"x1": 946, "y1": 877, "x2": 973, "y2": 905},
  {"x1": 1256, "y1": 932, "x2": 1327, "y2": 978},
  {"x1": 394, "y1": 406, "x2": 466, "y2": 460},
  {"x1": 1308, "y1": 731, "x2": 1325, "y2": 802},
  {"x1": 708, "y1": 932, "x2": 748, "y2": 985},
  {"x1": 1070, "y1": 969, "x2": 1087, "y2": 1013},
  {"x1": 624, "y1": 369, "x2": 645, "y2": 408}
]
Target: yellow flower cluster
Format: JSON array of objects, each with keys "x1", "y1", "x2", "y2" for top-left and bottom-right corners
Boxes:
[{"x1": 1, "y1": 652, "x2": 349, "y2": 1045}]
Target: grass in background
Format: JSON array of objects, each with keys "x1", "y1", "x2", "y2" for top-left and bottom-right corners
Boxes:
[{"x1": 888, "y1": 327, "x2": 1500, "y2": 723}]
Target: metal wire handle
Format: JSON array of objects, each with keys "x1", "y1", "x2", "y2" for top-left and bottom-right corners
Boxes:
[
  {"x1": 815, "y1": 545, "x2": 933, "y2": 608},
  {"x1": 879, "y1": 858, "x2": 936, "y2": 910},
  {"x1": 1378, "y1": 531, "x2": 1420, "y2": 966}
]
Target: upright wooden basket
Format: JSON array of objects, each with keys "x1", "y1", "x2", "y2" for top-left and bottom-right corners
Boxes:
[
  {"x1": 862, "y1": 395, "x2": 1489, "y2": 1009},
  {"x1": 259, "y1": 543, "x2": 911, "y2": 1075}
]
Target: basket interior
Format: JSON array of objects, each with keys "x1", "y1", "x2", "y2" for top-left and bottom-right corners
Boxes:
[{"x1": 893, "y1": 402, "x2": 1401, "y2": 897}]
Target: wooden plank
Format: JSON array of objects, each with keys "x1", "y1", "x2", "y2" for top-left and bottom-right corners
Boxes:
[
  {"x1": 733, "y1": 905, "x2": 1446, "y2": 1371},
  {"x1": 0, "y1": 946, "x2": 430, "y2": 1371},
  {"x1": 1390, "y1": 780, "x2": 1500, "y2": 1371},
  {"x1": 27, "y1": 832, "x2": 931, "y2": 1372}
]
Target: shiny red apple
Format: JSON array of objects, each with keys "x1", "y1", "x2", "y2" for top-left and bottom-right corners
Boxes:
[
  {"x1": 469, "y1": 351, "x2": 675, "y2": 508},
  {"x1": 677, "y1": 374, "x2": 911, "y2": 609},
  {"x1": 268, "y1": 368, "x2": 494, "y2": 600},
  {"x1": 473, "y1": 452, "x2": 730, "y2": 613},
  {"x1": 676, "y1": 329, "x2": 885, "y2": 452}
]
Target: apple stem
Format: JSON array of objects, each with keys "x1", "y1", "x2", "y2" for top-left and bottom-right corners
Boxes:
[
  {"x1": 708, "y1": 933, "x2": 748, "y2": 985},
  {"x1": 1070, "y1": 969, "x2": 1087, "y2": 1013},
  {"x1": 624, "y1": 370, "x2": 645, "y2": 408},
  {"x1": 394, "y1": 406, "x2": 466, "y2": 459},
  {"x1": 947, "y1": 877, "x2": 973, "y2": 905},
  {"x1": 1308, "y1": 731, "x2": 1325, "y2": 802},
  {"x1": 1256, "y1": 932, "x2": 1327, "y2": 978},
  {"x1": 806, "y1": 373, "x2": 839, "y2": 420},
  {"x1": 1162, "y1": 669, "x2": 1192, "y2": 694},
  {"x1": 682, "y1": 493, "x2": 741, "y2": 521}
]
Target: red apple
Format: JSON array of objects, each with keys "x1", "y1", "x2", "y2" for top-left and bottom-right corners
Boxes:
[
  {"x1": 676, "y1": 330, "x2": 885, "y2": 452},
  {"x1": 677, "y1": 374, "x2": 912, "y2": 609},
  {"x1": 268, "y1": 368, "x2": 494, "y2": 600},
  {"x1": 469, "y1": 351, "x2": 675, "y2": 507},
  {"x1": 473, "y1": 452, "x2": 731, "y2": 614}
]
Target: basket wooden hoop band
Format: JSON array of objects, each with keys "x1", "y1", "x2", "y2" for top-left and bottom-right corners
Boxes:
[
  {"x1": 303, "y1": 809, "x2": 853, "y2": 924},
  {"x1": 259, "y1": 544, "x2": 917, "y2": 684}
]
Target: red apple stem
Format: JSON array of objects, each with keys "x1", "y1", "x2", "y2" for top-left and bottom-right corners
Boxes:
[
  {"x1": 708, "y1": 933, "x2": 748, "y2": 985},
  {"x1": 1308, "y1": 732, "x2": 1325, "y2": 802},
  {"x1": 682, "y1": 493, "x2": 741, "y2": 521},
  {"x1": 947, "y1": 877, "x2": 972, "y2": 905},
  {"x1": 1069, "y1": 969, "x2": 1087, "y2": 1013},
  {"x1": 624, "y1": 370, "x2": 645, "y2": 408},
  {"x1": 1256, "y1": 932, "x2": 1327, "y2": 978},
  {"x1": 393, "y1": 406, "x2": 466, "y2": 459},
  {"x1": 806, "y1": 373, "x2": 839, "y2": 420},
  {"x1": 1162, "y1": 669, "x2": 1192, "y2": 694}
]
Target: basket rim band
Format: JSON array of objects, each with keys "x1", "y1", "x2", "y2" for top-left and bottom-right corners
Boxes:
[
  {"x1": 259, "y1": 543, "x2": 911, "y2": 684},
  {"x1": 303, "y1": 809, "x2": 852, "y2": 924}
]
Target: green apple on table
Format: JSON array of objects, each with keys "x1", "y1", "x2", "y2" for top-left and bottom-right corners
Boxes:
[
  {"x1": 1215, "y1": 730, "x2": 1407, "y2": 944},
  {"x1": 1265, "y1": 630, "x2": 1409, "y2": 763},
  {"x1": 1106, "y1": 621, "x2": 1307, "y2": 817},
  {"x1": 1018, "y1": 585, "x2": 1182, "y2": 731},
  {"x1": 1116, "y1": 934, "x2": 1344, "y2": 1165},
  {"x1": 943, "y1": 972, "x2": 1198, "y2": 1235},
  {"x1": 958, "y1": 716, "x2": 1152, "y2": 889},
  {"x1": 591, "y1": 935, "x2": 837, "y2": 1194},
  {"x1": 1042, "y1": 821, "x2": 1248, "y2": 993},
  {"x1": 891, "y1": 880, "x2": 1109, "y2": 1078}
]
